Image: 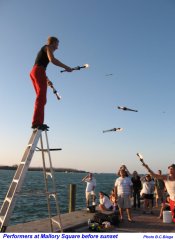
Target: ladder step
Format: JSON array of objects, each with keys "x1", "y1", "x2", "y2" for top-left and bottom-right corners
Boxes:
[
  {"x1": 5, "y1": 197, "x2": 12, "y2": 203},
  {"x1": 48, "y1": 193, "x2": 57, "y2": 199},
  {"x1": 51, "y1": 218, "x2": 62, "y2": 232},
  {"x1": 51, "y1": 218, "x2": 61, "y2": 224},
  {"x1": 46, "y1": 172, "x2": 52, "y2": 178},
  {"x1": 13, "y1": 179, "x2": 19, "y2": 183}
]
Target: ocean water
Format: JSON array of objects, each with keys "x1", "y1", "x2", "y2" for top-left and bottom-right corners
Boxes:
[{"x1": 0, "y1": 170, "x2": 116, "y2": 225}]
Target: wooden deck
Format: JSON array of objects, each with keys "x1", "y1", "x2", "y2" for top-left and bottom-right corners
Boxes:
[
  {"x1": 7, "y1": 210, "x2": 95, "y2": 232},
  {"x1": 6, "y1": 207, "x2": 175, "y2": 233},
  {"x1": 75, "y1": 208, "x2": 175, "y2": 233},
  {"x1": 117, "y1": 208, "x2": 175, "y2": 233}
]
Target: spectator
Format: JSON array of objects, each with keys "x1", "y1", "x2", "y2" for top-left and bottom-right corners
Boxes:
[
  {"x1": 117, "y1": 164, "x2": 131, "y2": 177},
  {"x1": 99, "y1": 192, "x2": 113, "y2": 211},
  {"x1": 131, "y1": 171, "x2": 142, "y2": 209},
  {"x1": 109, "y1": 188, "x2": 117, "y2": 211},
  {"x1": 114, "y1": 168, "x2": 133, "y2": 222},
  {"x1": 154, "y1": 170, "x2": 165, "y2": 207},
  {"x1": 82, "y1": 173, "x2": 96, "y2": 208},
  {"x1": 140, "y1": 174, "x2": 155, "y2": 214},
  {"x1": 158, "y1": 194, "x2": 170, "y2": 219}
]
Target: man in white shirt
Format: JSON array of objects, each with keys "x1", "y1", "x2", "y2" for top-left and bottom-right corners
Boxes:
[
  {"x1": 82, "y1": 173, "x2": 96, "y2": 208},
  {"x1": 114, "y1": 169, "x2": 133, "y2": 222}
]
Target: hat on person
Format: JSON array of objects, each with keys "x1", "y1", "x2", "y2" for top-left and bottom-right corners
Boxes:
[{"x1": 168, "y1": 164, "x2": 175, "y2": 169}]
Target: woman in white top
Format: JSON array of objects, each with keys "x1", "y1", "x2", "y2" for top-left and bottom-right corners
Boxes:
[
  {"x1": 99, "y1": 192, "x2": 113, "y2": 211},
  {"x1": 140, "y1": 174, "x2": 155, "y2": 214}
]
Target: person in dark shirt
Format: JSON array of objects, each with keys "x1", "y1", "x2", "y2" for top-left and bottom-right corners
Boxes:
[
  {"x1": 131, "y1": 171, "x2": 142, "y2": 209},
  {"x1": 154, "y1": 170, "x2": 165, "y2": 207},
  {"x1": 30, "y1": 36, "x2": 72, "y2": 130}
]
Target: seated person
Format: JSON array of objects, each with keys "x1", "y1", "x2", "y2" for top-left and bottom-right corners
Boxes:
[
  {"x1": 109, "y1": 188, "x2": 118, "y2": 211},
  {"x1": 158, "y1": 194, "x2": 170, "y2": 219},
  {"x1": 110, "y1": 189, "x2": 116, "y2": 205},
  {"x1": 99, "y1": 191, "x2": 113, "y2": 211}
]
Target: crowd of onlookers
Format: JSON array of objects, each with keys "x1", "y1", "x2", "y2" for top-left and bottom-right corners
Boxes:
[{"x1": 82, "y1": 165, "x2": 173, "y2": 223}]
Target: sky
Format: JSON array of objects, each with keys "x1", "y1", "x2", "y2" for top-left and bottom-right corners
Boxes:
[{"x1": 0, "y1": 0, "x2": 175, "y2": 174}]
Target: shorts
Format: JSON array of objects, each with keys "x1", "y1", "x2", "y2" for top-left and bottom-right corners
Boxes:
[
  {"x1": 143, "y1": 194, "x2": 153, "y2": 200},
  {"x1": 117, "y1": 195, "x2": 131, "y2": 209},
  {"x1": 86, "y1": 191, "x2": 96, "y2": 201}
]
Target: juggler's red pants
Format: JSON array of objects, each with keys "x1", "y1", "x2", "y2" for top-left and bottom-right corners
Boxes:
[
  {"x1": 30, "y1": 65, "x2": 47, "y2": 126},
  {"x1": 169, "y1": 199, "x2": 175, "y2": 223}
]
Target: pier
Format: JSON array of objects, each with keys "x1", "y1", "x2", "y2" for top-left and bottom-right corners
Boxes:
[{"x1": 6, "y1": 208, "x2": 175, "y2": 233}]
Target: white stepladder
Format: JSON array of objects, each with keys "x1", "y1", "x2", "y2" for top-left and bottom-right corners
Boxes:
[{"x1": 0, "y1": 128, "x2": 63, "y2": 232}]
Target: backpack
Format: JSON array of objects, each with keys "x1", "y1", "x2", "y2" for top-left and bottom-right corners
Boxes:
[
  {"x1": 92, "y1": 212, "x2": 119, "y2": 226},
  {"x1": 87, "y1": 205, "x2": 96, "y2": 213}
]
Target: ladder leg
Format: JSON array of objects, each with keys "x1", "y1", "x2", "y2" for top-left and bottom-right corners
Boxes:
[
  {"x1": 0, "y1": 128, "x2": 63, "y2": 233},
  {"x1": 40, "y1": 130, "x2": 63, "y2": 232},
  {"x1": 0, "y1": 129, "x2": 42, "y2": 232}
]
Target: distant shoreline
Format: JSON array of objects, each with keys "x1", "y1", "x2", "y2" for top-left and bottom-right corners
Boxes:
[{"x1": 0, "y1": 165, "x2": 87, "y2": 173}]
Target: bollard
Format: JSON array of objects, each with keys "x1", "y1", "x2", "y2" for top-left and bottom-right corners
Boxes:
[{"x1": 69, "y1": 184, "x2": 76, "y2": 213}]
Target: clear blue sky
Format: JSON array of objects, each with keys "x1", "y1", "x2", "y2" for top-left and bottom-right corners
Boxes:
[{"x1": 0, "y1": 0, "x2": 175, "y2": 173}]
